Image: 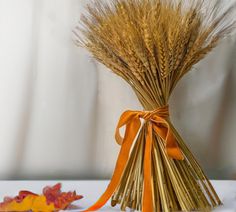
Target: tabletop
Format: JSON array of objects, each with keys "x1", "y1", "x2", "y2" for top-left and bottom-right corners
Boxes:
[{"x1": 0, "y1": 180, "x2": 235, "y2": 211}]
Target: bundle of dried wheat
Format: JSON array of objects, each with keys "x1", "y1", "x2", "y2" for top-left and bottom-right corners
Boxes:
[{"x1": 75, "y1": 0, "x2": 235, "y2": 211}]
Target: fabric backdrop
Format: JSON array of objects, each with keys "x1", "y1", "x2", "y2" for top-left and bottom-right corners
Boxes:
[{"x1": 0, "y1": 0, "x2": 235, "y2": 180}]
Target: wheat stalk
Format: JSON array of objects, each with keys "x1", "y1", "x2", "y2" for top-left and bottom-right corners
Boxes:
[{"x1": 76, "y1": 0, "x2": 235, "y2": 211}]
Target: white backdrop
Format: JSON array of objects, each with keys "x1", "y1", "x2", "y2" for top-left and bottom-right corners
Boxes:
[{"x1": 0, "y1": 0, "x2": 235, "y2": 180}]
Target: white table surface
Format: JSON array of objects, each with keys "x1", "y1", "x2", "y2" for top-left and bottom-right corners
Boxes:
[{"x1": 0, "y1": 180, "x2": 235, "y2": 211}]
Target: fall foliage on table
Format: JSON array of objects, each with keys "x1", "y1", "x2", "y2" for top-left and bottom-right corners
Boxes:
[{"x1": 0, "y1": 183, "x2": 83, "y2": 212}]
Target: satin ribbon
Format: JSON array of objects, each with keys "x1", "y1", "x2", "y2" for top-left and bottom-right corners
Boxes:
[{"x1": 84, "y1": 105, "x2": 184, "y2": 212}]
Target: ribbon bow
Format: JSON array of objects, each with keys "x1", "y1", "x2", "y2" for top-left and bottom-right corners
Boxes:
[{"x1": 85, "y1": 105, "x2": 184, "y2": 212}]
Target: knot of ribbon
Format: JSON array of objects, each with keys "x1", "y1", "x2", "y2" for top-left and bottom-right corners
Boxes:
[{"x1": 85, "y1": 105, "x2": 184, "y2": 212}]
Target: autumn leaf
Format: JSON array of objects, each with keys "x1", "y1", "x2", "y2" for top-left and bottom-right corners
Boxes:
[{"x1": 0, "y1": 183, "x2": 83, "y2": 211}]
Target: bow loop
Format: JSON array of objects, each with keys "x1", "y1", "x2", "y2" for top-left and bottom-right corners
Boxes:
[{"x1": 115, "y1": 111, "x2": 141, "y2": 145}]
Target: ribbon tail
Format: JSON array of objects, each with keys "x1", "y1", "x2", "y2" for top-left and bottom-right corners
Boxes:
[
  {"x1": 84, "y1": 118, "x2": 141, "y2": 211},
  {"x1": 143, "y1": 122, "x2": 154, "y2": 212}
]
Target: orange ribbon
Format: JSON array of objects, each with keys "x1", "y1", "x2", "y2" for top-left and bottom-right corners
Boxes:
[{"x1": 85, "y1": 105, "x2": 184, "y2": 212}]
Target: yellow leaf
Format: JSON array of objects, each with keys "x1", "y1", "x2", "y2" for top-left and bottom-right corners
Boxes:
[
  {"x1": 4, "y1": 195, "x2": 35, "y2": 211},
  {"x1": 1, "y1": 195, "x2": 55, "y2": 212},
  {"x1": 31, "y1": 195, "x2": 55, "y2": 211}
]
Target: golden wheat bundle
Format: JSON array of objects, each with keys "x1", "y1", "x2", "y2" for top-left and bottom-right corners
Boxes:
[{"x1": 75, "y1": 0, "x2": 235, "y2": 211}]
